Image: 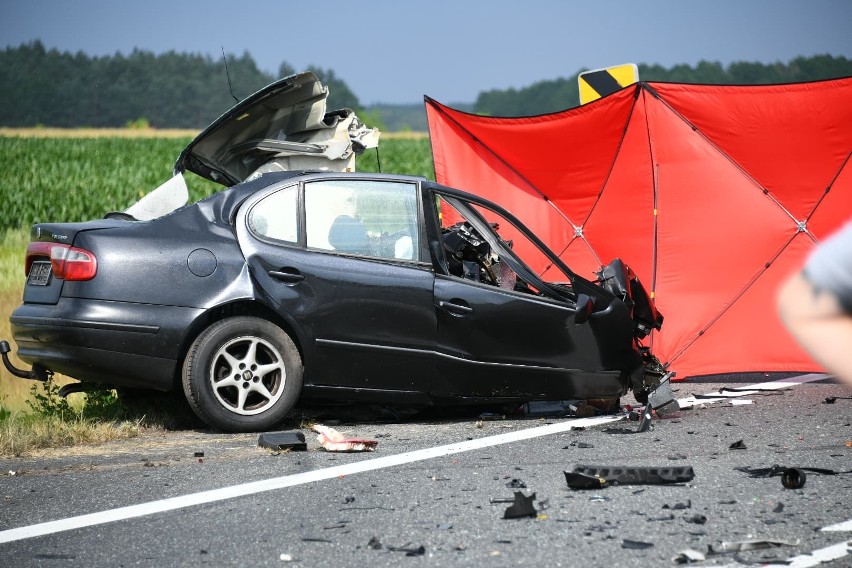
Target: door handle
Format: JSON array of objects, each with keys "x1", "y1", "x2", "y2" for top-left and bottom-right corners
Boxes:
[
  {"x1": 268, "y1": 270, "x2": 305, "y2": 284},
  {"x1": 437, "y1": 300, "x2": 474, "y2": 315}
]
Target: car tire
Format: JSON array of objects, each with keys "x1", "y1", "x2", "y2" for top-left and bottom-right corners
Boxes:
[{"x1": 182, "y1": 316, "x2": 302, "y2": 432}]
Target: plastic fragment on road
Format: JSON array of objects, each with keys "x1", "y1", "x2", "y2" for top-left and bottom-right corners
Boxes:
[
  {"x1": 258, "y1": 431, "x2": 307, "y2": 451},
  {"x1": 735, "y1": 464, "x2": 852, "y2": 488},
  {"x1": 708, "y1": 538, "x2": 799, "y2": 554},
  {"x1": 622, "y1": 539, "x2": 654, "y2": 549},
  {"x1": 502, "y1": 491, "x2": 537, "y2": 519},
  {"x1": 367, "y1": 536, "x2": 382, "y2": 549},
  {"x1": 386, "y1": 544, "x2": 426, "y2": 556},
  {"x1": 729, "y1": 439, "x2": 747, "y2": 450},
  {"x1": 673, "y1": 549, "x2": 706, "y2": 563},
  {"x1": 312, "y1": 424, "x2": 377, "y2": 452},
  {"x1": 564, "y1": 465, "x2": 695, "y2": 489}
]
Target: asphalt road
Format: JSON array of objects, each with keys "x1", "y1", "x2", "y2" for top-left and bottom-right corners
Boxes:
[{"x1": 0, "y1": 374, "x2": 850, "y2": 567}]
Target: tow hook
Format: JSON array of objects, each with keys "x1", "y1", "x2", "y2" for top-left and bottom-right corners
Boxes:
[{"x1": 0, "y1": 340, "x2": 52, "y2": 381}]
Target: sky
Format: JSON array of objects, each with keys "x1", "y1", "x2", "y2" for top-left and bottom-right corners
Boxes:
[{"x1": 2, "y1": 0, "x2": 851, "y2": 106}]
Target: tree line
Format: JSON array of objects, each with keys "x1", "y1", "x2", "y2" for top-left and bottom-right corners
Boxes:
[
  {"x1": 1, "y1": 42, "x2": 849, "y2": 130},
  {"x1": 474, "y1": 55, "x2": 852, "y2": 117},
  {"x1": 0, "y1": 41, "x2": 359, "y2": 129}
]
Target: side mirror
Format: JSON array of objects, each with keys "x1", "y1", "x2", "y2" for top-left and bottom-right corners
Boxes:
[{"x1": 574, "y1": 294, "x2": 594, "y2": 325}]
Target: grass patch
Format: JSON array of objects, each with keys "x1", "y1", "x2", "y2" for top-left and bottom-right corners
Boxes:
[
  {"x1": 0, "y1": 410, "x2": 143, "y2": 457},
  {"x1": 0, "y1": 379, "x2": 200, "y2": 457},
  {"x1": 0, "y1": 228, "x2": 28, "y2": 290}
]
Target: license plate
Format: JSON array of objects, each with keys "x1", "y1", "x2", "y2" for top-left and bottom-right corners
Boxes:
[{"x1": 27, "y1": 260, "x2": 52, "y2": 286}]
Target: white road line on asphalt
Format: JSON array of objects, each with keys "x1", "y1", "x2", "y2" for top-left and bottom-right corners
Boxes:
[
  {"x1": 822, "y1": 519, "x2": 852, "y2": 532},
  {"x1": 0, "y1": 414, "x2": 623, "y2": 544},
  {"x1": 757, "y1": 538, "x2": 852, "y2": 568}
]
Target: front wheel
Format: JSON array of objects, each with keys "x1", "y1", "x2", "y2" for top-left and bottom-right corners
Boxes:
[{"x1": 182, "y1": 317, "x2": 302, "y2": 432}]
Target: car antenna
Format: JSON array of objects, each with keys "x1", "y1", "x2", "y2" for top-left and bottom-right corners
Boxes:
[{"x1": 221, "y1": 47, "x2": 239, "y2": 103}]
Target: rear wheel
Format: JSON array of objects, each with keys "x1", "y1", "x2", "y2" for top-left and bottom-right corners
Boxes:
[{"x1": 182, "y1": 316, "x2": 302, "y2": 432}]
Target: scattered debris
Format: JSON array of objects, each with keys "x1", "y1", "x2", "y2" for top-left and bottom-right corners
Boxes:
[
  {"x1": 685, "y1": 513, "x2": 707, "y2": 525},
  {"x1": 193, "y1": 451, "x2": 204, "y2": 458},
  {"x1": 502, "y1": 491, "x2": 538, "y2": 519},
  {"x1": 673, "y1": 549, "x2": 706, "y2": 563},
  {"x1": 735, "y1": 464, "x2": 852, "y2": 489},
  {"x1": 489, "y1": 497, "x2": 516, "y2": 504},
  {"x1": 367, "y1": 536, "x2": 382, "y2": 550},
  {"x1": 622, "y1": 539, "x2": 654, "y2": 549},
  {"x1": 729, "y1": 440, "x2": 747, "y2": 450},
  {"x1": 387, "y1": 543, "x2": 426, "y2": 556},
  {"x1": 312, "y1": 424, "x2": 377, "y2": 452},
  {"x1": 564, "y1": 471, "x2": 606, "y2": 490},
  {"x1": 505, "y1": 478, "x2": 527, "y2": 488},
  {"x1": 663, "y1": 500, "x2": 692, "y2": 510},
  {"x1": 564, "y1": 465, "x2": 695, "y2": 489},
  {"x1": 824, "y1": 395, "x2": 852, "y2": 403},
  {"x1": 781, "y1": 467, "x2": 807, "y2": 489},
  {"x1": 635, "y1": 403, "x2": 653, "y2": 432},
  {"x1": 323, "y1": 522, "x2": 348, "y2": 530},
  {"x1": 258, "y1": 431, "x2": 307, "y2": 451},
  {"x1": 602, "y1": 402, "x2": 654, "y2": 434},
  {"x1": 707, "y1": 538, "x2": 799, "y2": 554},
  {"x1": 564, "y1": 441, "x2": 595, "y2": 449}
]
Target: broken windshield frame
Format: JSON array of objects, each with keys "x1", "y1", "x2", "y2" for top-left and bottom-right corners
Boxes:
[{"x1": 436, "y1": 190, "x2": 581, "y2": 305}]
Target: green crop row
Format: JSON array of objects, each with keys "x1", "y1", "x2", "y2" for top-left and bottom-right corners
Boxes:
[{"x1": 0, "y1": 136, "x2": 435, "y2": 232}]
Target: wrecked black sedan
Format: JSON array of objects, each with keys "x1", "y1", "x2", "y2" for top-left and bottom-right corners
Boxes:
[{"x1": 2, "y1": 72, "x2": 672, "y2": 432}]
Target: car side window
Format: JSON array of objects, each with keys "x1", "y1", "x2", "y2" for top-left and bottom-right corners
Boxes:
[
  {"x1": 248, "y1": 185, "x2": 298, "y2": 243},
  {"x1": 435, "y1": 195, "x2": 572, "y2": 295},
  {"x1": 304, "y1": 179, "x2": 420, "y2": 261}
]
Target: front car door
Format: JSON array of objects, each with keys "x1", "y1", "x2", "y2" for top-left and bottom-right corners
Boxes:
[{"x1": 426, "y1": 190, "x2": 636, "y2": 403}]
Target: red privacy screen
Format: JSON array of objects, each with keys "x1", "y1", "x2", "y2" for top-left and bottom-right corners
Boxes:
[{"x1": 426, "y1": 78, "x2": 852, "y2": 379}]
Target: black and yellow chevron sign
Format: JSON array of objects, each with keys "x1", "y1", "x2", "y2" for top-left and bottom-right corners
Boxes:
[{"x1": 578, "y1": 63, "x2": 639, "y2": 104}]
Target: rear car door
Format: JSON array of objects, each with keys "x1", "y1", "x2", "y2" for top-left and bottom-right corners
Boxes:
[{"x1": 237, "y1": 176, "x2": 436, "y2": 402}]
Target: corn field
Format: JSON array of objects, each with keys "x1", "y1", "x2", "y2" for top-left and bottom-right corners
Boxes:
[{"x1": 0, "y1": 134, "x2": 434, "y2": 232}]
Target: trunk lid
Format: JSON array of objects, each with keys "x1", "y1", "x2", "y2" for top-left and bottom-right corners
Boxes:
[{"x1": 174, "y1": 72, "x2": 379, "y2": 187}]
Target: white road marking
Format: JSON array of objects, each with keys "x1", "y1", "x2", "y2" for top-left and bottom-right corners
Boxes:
[
  {"x1": 0, "y1": 414, "x2": 622, "y2": 544},
  {"x1": 823, "y1": 519, "x2": 852, "y2": 532},
  {"x1": 757, "y1": 539, "x2": 852, "y2": 568}
]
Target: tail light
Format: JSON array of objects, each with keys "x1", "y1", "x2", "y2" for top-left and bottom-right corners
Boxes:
[{"x1": 26, "y1": 242, "x2": 98, "y2": 281}]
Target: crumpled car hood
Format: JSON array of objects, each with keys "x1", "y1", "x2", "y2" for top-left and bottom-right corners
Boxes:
[{"x1": 174, "y1": 71, "x2": 379, "y2": 187}]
